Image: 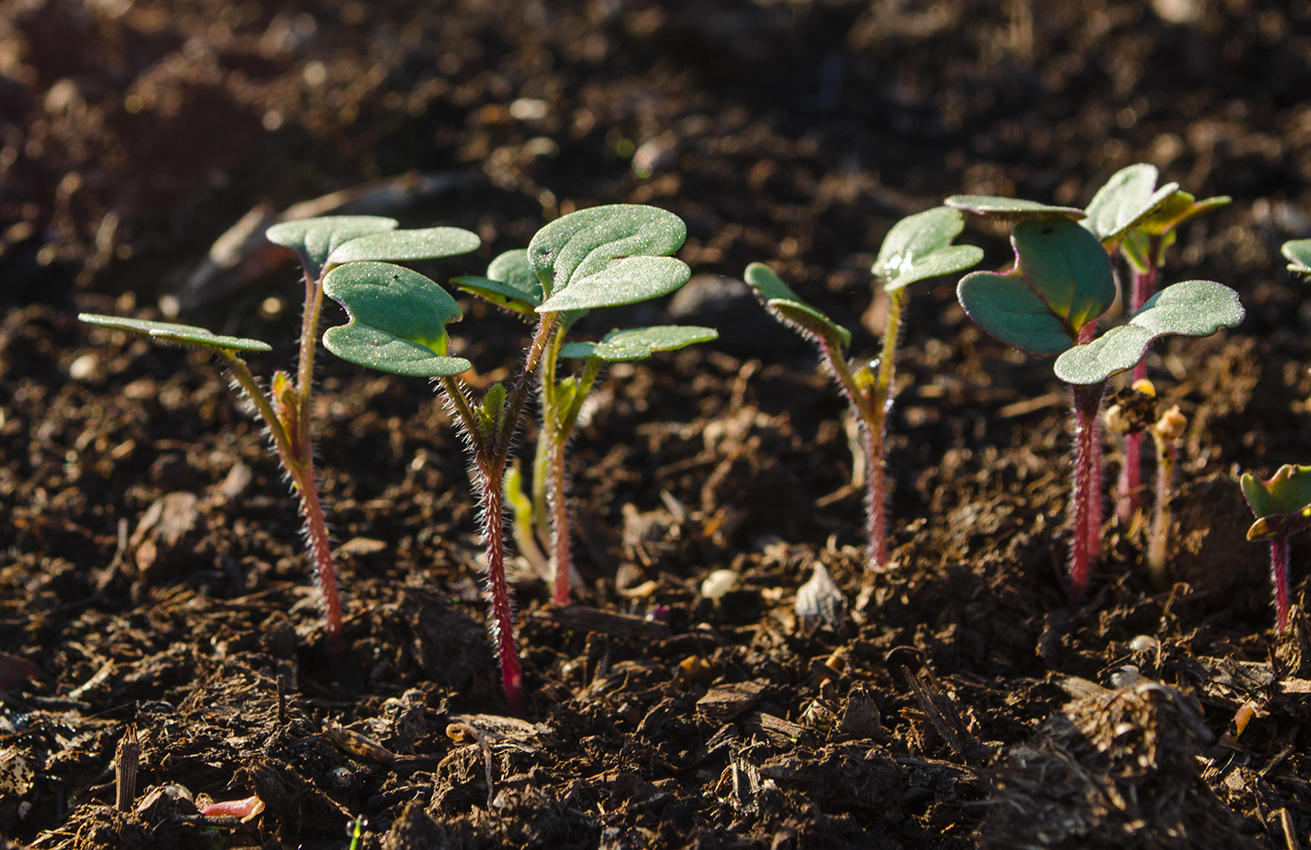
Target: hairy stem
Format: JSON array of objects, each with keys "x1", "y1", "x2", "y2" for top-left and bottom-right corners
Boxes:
[
  {"x1": 819, "y1": 338, "x2": 883, "y2": 571},
  {"x1": 1272, "y1": 536, "x2": 1292, "y2": 633},
  {"x1": 1069, "y1": 382, "x2": 1105, "y2": 601},
  {"x1": 226, "y1": 353, "x2": 343, "y2": 657},
  {"x1": 548, "y1": 435, "x2": 571, "y2": 604},
  {"x1": 1146, "y1": 428, "x2": 1174, "y2": 589},
  {"x1": 476, "y1": 455, "x2": 524, "y2": 715},
  {"x1": 1117, "y1": 259, "x2": 1160, "y2": 523},
  {"x1": 288, "y1": 463, "x2": 344, "y2": 657}
]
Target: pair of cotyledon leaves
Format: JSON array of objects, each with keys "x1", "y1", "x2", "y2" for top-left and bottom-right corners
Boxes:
[
  {"x1": 79, "y1": 214, "x2": 478, "y2": 354},
  {"x1": 321, "y1": 204, "x2": 716, "y2": 377},
  {"x1": 948, "y1": 163, "x2": 1243, "y2": 385},
  {"x1": 743, "y1": 206, "x2": 986, "y2": 351}
]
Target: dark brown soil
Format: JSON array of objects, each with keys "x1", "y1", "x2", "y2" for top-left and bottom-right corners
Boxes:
[{"x1": 3, "y1": 1, "x2": 1311, "y2": 848}]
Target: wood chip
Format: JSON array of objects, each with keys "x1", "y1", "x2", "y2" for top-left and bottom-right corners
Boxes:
[
  {"x1": 697, "y1": 680, "x2": 767, "y2": 723},
  {"x1": 540, "y1": 605, "x2": 671, "y2": 639}
]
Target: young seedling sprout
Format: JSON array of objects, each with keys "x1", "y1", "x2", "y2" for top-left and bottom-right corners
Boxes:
[
  {"x1": 1077, "y1": 164, "x2": 1229, "y2": 520},
  {"x1": 950, "y1": 202, "x2": 1243, "y2": 600},
  {"x1": 320, "y1": 204, "x2": 695, "y2": 713},
  {"x1": 453, "y1": 248, "x2": 715, "y2": 605},
  {"x1": 1241, "y1": 465, "x2": 1311, "y2": 632},
  {"x1": 79, "y1": 216, "x2": 481, "y2": 658},
  {"x1": 745, "y1": 207, "x2": 984, "y2": 570}
]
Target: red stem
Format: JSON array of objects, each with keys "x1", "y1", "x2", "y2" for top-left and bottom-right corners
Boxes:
[
  {"x1": 1117, "y1": 259, "x2": 1159, "y2": 522},
  {"x1": 290, "y1": 464, "x2": 344, "y2": 658},
  {"x1": 478, "y1": 456, "x2": 525, "y2": 715},
  {"x1": 1069, "y1": 383, "x2": 1105, "y2": 601},
  {"x1": 1272, "y1": 536, "x2": 1292, "y2": 633}
]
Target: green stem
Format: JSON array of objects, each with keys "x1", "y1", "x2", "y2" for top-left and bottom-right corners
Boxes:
[{"x1": 818, "y1": 338, "x2": 884, "y2": 571}]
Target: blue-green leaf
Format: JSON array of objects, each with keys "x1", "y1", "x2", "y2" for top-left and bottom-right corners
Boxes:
[
  {"x1": 530, "y1": 204, "x2": 689, "y2": 310},
  {"x1": 78, "y1": 314, "x2": 271, "y2": 353},
  {"x1": 452, "y1": 249, "x2": 544, "y2": 314},
  {"x1": 743, "y1": 262, "x2": 852, "y2": 349},
  {"x1": 1053, "y1": 280, "x2": 1244, "y2": 384},
  {"x1": 956, "y1": 218, "x2": 1114, "y2": 355},
  {"x1": 559, "y1": 325, "x2": 718, "y2": 361},
  {"x1": 325, "y1": 226, "x2": 481, "y2": 267},
  {"x1": 266, "y1": 215, "x2": 398, "y2": 278},
  {"x1": 945, "y1": 195, "x2": 1085, "y2": 221},
  {"x1": 1081, "y1": 163, "x2": 1179, "y2": 245},
  {"x1": 872, "y1": 207, "x2": 984, "y2": 292},
  {"x1": 322, "y1": 261, "x2": 471, "y2": 377}
]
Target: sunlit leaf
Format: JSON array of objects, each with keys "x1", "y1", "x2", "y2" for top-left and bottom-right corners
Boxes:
[
  {"x1": 560, "y1": 325, "x2": 718, "y2": 361},
  {"x1": 1053, "y1": 280, "x2": 1244, "y2": 384},
  {"x1": 321, "y1": 262, "x2": 471, "y2": 377},
  {"x1": 78, "y1": 314, "x2": 271, "y2": 353},
  {"x1": 1283, "y1": 239, "x2": 1311, "y2": 276},
  {"x1": 1080, "y1": 163, "x2": 1179, "y2": 245},
  {"x1": 325, "y1": 226, "x2": 481, "y2": 267},
  {"x1": 945, "y1": 195, "x2": 1085, "y2": 221},
  {"x1": 872, "y1": 207, "x2": 984, "y2": 291},
  {"x1": 452, "y1": 249, "x2": 543, "y2": 313},
  {"x1": 265, "y1": 215, "x2": 398, "y2": 278},
  {"x1": 743, "y1": 262, "x2": 851, "y2": 349},
  {"x1": 530, "y1": 204, "x2": 690, "y2": 310}
]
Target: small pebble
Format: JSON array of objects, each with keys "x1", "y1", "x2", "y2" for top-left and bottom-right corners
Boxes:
[
  {"x1": 1110, "y1": 665, "x2": 1142, "y2": 688},
  {"x1": 1129, "y1": 635, "x2": 1158, "y2": 653},
  {"x1": 68, "y1": 353, "x2": 98, "y2": 381},
  {"x1": 701, "y1": 569, "x2": 739, "y2": 601}
]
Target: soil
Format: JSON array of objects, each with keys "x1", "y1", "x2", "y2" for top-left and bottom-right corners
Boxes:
[{"x1": 3, "y1": 1, "x2": 1311, "y2": 848}]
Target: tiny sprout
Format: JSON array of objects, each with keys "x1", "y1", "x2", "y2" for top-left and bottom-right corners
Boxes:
[
  {"x1": 80, "y1": 216, "x2": 481, "y2": 658},
  {"x1": 1241, "y1": 464, "x2": 1311, "y2": 632},
  {"x1": 1146, "y1": 401, "x2": 1186, "y2": 588},
  {"x1": 322, "y1": 204, "x2": 705, "y2": 713},
  {"x1": 746, "y1": 206, "x2": 983, "y2": 570},
  {"x1": 954, "y1": 206, "x2": 1242, "y2": 600}
]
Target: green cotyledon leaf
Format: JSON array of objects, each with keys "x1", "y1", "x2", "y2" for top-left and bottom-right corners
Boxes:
[
  {"x1": 321, "y1": 261, "x2": 471, "y2": 377},
  {"x1": 78, "y1": 314, "x2": 271, "y2": 353},
  {"x1": 324, "y1": 226, "x2": 481, "y2": 267},
  {"x1": 452, "y1": 249, "x2": 543, "y2": 314},
  {"x1": 945, "y1": 195, "x2": 1085, "y2": 221},
  {"x1": 743, "y1": 262, "x2": 851, "y2": 350},
  {"x1": 1282, "y1": 239, "x2": 1311, "y2": 276},
  {"x1": 1053, "y1": 280, "x2": 1244, "y2": 384},
  {"x1": 872, "y1": 207, "x2": 984, "y2": 292},
  {"x1": 531, "y1": 204, "x2": 690, "y2": 311},
  {"x1": 1080, "y1": 163, "x2": 1179, "y2": 245},
  {"x1": 956, "y1": 217, "x2": 1114, "y2": 356},
  {"x1": 1242, "y1": 465, "x2": 1311, "y2": 540},
  {"x1": 265, "y1": 215, "x2": 398, "y2": 279},
  {"x1": 559, "y1": 325, "x2": 718, "y2": 361}
]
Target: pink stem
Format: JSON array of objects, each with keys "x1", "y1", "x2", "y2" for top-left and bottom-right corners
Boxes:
[
  {"x1": 292, "y1": 466, "x2": 344, "y2": 660},
  {"x1": 478, "y1": 457, "x2": 524, "y2": 715},
  {"x1": 548, "y1": 436, "x2": 572, "y2": 605},
  {"x1": 1069, "y1": 383, "x2": 1105, "y2": 601},
  {"x1": 1116, "y1": 261, "x2": 1159, "y2": 522},
  {"x1": 1272, "y1": 536, "x2": 1292, "y2": 633}
]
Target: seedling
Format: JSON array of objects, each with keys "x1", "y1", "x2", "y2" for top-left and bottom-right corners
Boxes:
[
  {"x1": 1077, "y1": 164, "x2": 1229, "y2": 520},
  {"x1": 1240, "y1": 465, "x2": 1311, "y2": 632},
  {"x1": 952, "y1": 211, "x2": 1243, "y2": 599},
  {"x1": 452, "y1": 247, "x2": 715, "y2": 605},
  {"x1": 80, "y1": 216, "x2": 481, "y2": 658},
  {"x1": 320, "y1": 204, "x2": 696, "y2": 713},
  {"x1": 745, "y1": 207, "x2": 984, "y2": 570}
]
